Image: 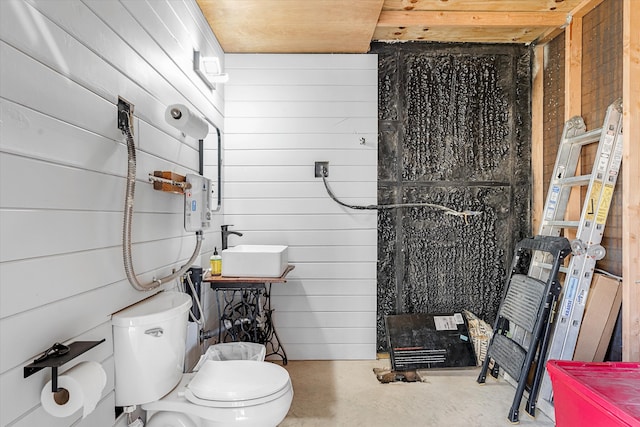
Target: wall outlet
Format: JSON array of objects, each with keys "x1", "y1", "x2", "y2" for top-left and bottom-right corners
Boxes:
[
  {"x1": 315, "y1": 161, "x2": 329, "y2": 178},
  {"x1": 117, "y1": 97, "x2": 134, "y2": 132}
]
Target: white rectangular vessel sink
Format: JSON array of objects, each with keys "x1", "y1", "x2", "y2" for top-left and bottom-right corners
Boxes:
[{"x1": 221, "y1": 245, "x2": 289, "y2": 278}]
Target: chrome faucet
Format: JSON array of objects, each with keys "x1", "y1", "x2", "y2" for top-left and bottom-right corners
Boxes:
[{"x1": 221, "y1": 225, "x2": 243, "y2": 250}]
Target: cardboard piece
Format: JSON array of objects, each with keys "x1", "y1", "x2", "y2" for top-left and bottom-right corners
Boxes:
[{"x1": 573, "y1": 273, "x2": 622, "y2": 362}]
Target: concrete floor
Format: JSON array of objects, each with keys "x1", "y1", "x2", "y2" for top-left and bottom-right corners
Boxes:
[{"x1": 278, "y1": 359, "x2": 555, "y2": 427}]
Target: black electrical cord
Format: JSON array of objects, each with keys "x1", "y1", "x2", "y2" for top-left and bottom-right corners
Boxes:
[{"x1": 321, "y1": 173, "x2": 482, "y2": 222}]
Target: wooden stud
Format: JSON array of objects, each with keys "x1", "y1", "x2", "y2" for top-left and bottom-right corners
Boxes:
[
  {"x1": 564, "y1": 17, "x2": 582, "y2": 241},
  {"x1": 622, "y1": 0, "x2": 640, "y2": 362},
  {"x1": 564, "y1": 18, "x2": 582, "y2": 121},
  {"x1": 531, "y1": 45, "x2": 545, "y2": 234}
]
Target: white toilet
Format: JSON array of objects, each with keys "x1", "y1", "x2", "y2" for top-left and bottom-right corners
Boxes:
[{"x1": 112, "y1": 291, "x2": 293, "y2": 427}]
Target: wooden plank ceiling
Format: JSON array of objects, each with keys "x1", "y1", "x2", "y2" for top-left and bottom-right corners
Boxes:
[
  {"x1": 195, "y1": 0, "x2": 385, "y2": 53},
  {"x1": 196, "y1": 0, "x2": 591, "y2": 53}
]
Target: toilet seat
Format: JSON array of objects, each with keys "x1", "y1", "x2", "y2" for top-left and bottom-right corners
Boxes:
[
  {"x1": 142, "y1": 361, "x2": 293, "y2": 425},
  {"x1": 184, "y1": 382, "x2": 291, "y2": 409},
  {"x1": 185, "y1": 360, "x2": 291, "y2": 408}
]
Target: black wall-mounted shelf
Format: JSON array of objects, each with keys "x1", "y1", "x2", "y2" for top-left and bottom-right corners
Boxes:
[{"x1": 24, "y1": 340, "x2": 105, "y2": 392}]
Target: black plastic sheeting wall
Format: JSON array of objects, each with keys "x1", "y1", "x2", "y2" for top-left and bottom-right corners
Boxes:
[{"x1": 372, "y1": 42, "x2": 533, "y2": 351}]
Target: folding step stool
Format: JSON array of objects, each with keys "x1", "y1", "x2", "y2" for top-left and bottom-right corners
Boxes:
[{"x1": 477, "y1": 235, "x2": 571, "y2": 423}]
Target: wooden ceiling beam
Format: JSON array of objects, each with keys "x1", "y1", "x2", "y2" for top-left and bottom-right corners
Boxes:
[
  {"x1": 382, "y1": 0, "x2": 586, "y2": 13},
  {"x1": 534, "y1": 0, "x2": 606, "y2": 45},
  {"x1": 570, "y1": 0, "x2": 607, "y2": 18},
  {"x1": 534, "y1": 26, "x2": 566, "y2": 45},
  {"x1": 377, "y1": 10, "x2": 570, "y2": 27}
]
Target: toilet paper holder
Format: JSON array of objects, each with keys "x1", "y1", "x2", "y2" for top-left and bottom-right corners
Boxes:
[{"x1": 24, "y1": 339, "x2": 105, "y2": 392}]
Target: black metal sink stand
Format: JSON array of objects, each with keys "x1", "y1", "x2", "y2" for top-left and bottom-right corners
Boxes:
[{"x1": 205, "y1": 266, "x2": 294, "y2": 365}]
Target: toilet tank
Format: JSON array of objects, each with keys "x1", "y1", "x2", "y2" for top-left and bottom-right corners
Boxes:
[{"x1": 112, "y1": 291, "x2": 192, "y2": 406}]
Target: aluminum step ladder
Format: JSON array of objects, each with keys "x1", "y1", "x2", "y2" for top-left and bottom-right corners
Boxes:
[
  {"x1": 477, "y1": 236, "x2": 571, "y2": 424},
  {"x1": 532, "y1": 99, "x2": 624, "y2": 419}
]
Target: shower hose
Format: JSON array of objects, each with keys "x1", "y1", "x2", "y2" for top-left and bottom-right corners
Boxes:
[{"x1": 120, "y1": 112, "x2": 202, "y2": 291}]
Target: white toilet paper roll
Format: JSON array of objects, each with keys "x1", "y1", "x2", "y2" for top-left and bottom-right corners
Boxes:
[
  {"x1": 40, "y1": 361, "x2": 107, "y2": 418},
  {"x1": 165, "y1": 104, "x2": 209, "y2": 139}
]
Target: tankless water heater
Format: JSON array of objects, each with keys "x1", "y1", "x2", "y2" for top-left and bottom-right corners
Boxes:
[{"x1": 184, "y1": 173, "x2": 213, "y2": 232}]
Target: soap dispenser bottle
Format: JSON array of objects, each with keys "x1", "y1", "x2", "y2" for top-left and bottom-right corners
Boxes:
[{"x1": 210, "y1": 247, "x2": 222, "y2": 276}]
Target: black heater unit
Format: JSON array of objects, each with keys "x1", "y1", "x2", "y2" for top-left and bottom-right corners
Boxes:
[{"x1": 385, "y1": 312, "x2": 477, "y2": 371}]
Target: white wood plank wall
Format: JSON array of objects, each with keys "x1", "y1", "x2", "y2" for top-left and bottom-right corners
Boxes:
[
  {"x1": 0, "y1": 1, "x2": 224, "y2": 426},
  {"x1": 224, "y1": 54, "x2": 378, "y2": 360}
]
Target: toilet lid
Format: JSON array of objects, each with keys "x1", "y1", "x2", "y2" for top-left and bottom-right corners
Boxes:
[{"x1": 187, "y1": 360, "x2": 290, "y2": 401}]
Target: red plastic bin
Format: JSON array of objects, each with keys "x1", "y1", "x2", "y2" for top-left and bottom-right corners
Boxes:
[{"x1": 546, "y1": 360, "x2": 640, "y2": 427}]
